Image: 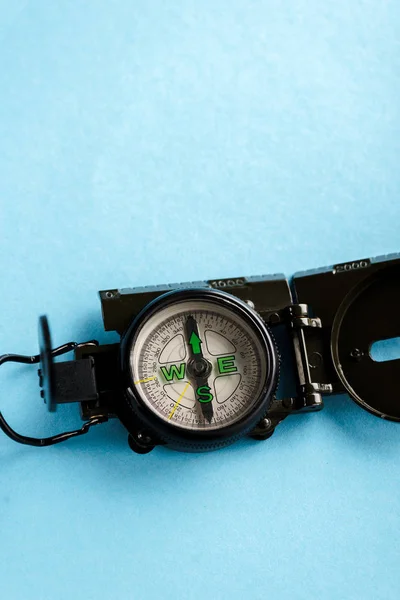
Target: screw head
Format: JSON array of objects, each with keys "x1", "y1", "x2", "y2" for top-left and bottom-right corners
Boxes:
[
  {"x1": 259, "y1": 418, "x2": 272, "y2": 430},
  {"x1": 350, "y1": 348, "x2": 363, "y2": 361}
]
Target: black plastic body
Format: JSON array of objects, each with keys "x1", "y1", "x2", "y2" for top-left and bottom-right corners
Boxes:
[
  {"x1": 100, "y1": 274, "x2": 293, "y2": 335},
  {"x1": 33, "y1": 252, "x2": 400, "y2": 453}
]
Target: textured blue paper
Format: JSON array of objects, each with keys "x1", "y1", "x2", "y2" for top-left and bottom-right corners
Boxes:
[{"x1": 1, "y1": 2, "x2": 399, "y2": 599}]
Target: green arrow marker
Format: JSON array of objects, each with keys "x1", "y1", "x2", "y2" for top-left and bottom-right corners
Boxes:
[{"x1": 189, "y1": 331, "x2": 202, "y2": 354}]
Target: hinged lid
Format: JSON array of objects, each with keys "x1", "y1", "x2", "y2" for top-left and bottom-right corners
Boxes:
[{"x1": 292, "y1": 254, "x2": 400, "y2": 420}]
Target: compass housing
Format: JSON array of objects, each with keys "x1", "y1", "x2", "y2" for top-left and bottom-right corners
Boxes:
[
  {"x1": 118, "y1": 288, "x2": 280, "y2": 451},
  {"x1": 3, "y1": 252, "x2": 400, "y2": 453}
]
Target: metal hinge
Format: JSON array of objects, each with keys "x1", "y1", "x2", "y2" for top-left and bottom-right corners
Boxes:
[
  {"x1": 255, "y1": 303, "x2": 334, "y2": 440},
  {"x1": 287, "y1": 303, "x2": 322, "y2": 329},
  {"x1": 286, "y1": 304, "x2": 333, "y2": 410}
]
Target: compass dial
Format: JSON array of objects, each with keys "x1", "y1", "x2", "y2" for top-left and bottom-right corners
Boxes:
[{"x1": 126, "y1": 294, "x2": 275, "y2": 436}]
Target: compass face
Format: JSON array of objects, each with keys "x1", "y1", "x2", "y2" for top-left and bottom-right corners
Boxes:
[{"x1": 127, "y1": 296, "x2": 272, "y2": 433}]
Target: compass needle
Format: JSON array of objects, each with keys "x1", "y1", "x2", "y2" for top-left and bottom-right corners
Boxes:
[{"x1": 184, "y1": 315, "x2": 214, "y2": 421}]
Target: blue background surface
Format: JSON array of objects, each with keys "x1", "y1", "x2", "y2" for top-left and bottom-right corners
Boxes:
[{"x1": 0, "y1": 2, "x2": 399, "y2": 598}]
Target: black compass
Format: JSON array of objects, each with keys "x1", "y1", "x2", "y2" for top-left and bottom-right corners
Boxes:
[{"x1": 1, "y1": 253, "x2": 399, "y2": 454}]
